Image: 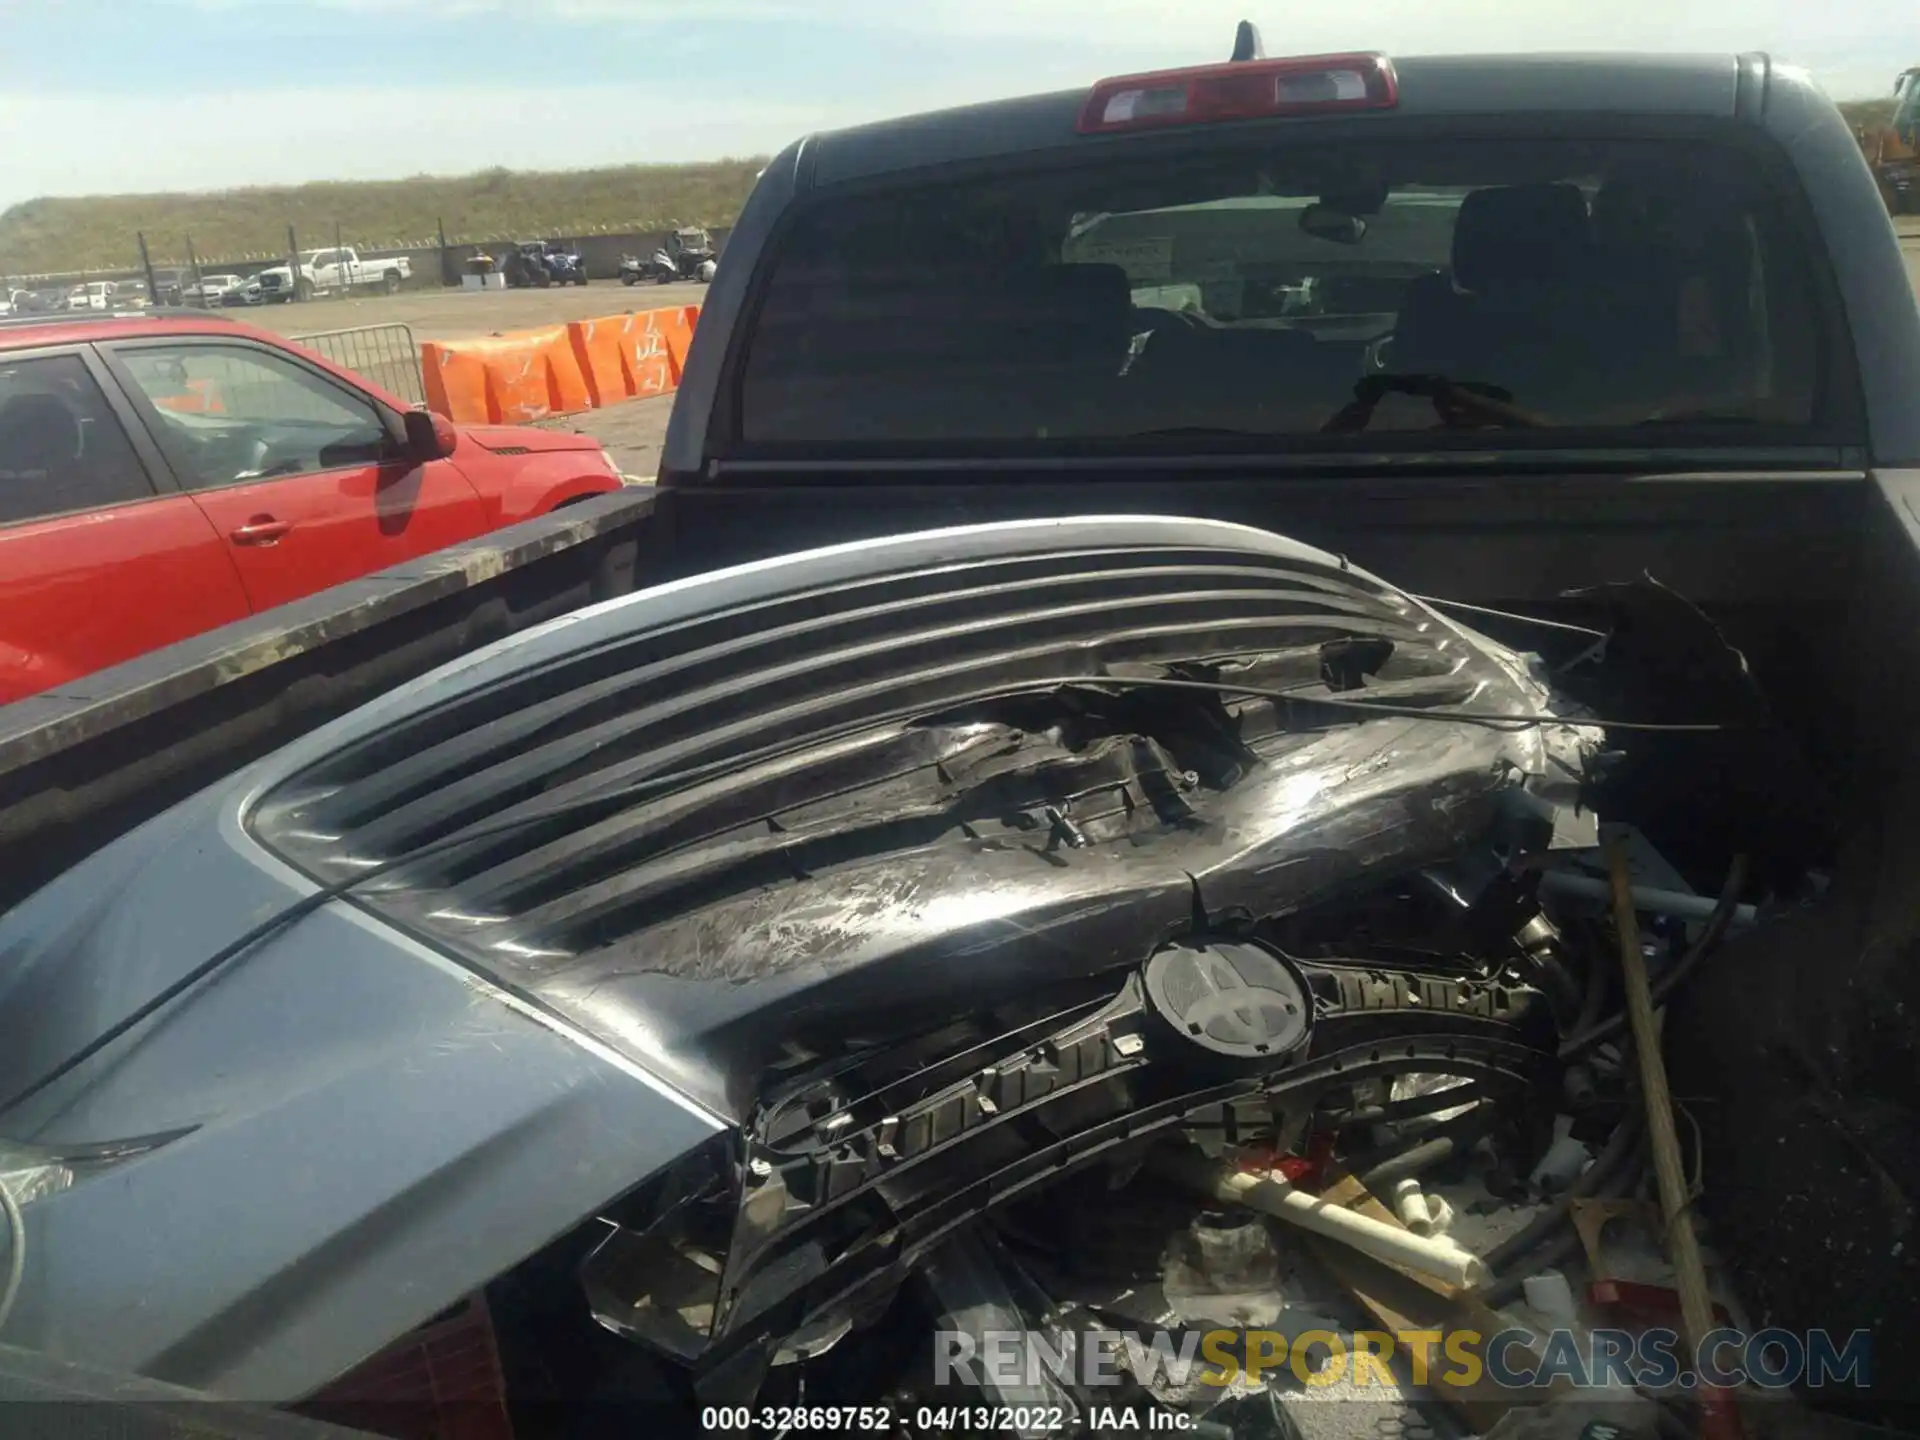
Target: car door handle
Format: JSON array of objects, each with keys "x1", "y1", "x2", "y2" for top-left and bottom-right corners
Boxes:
[{"x1": 230, "y1": 516, "x2": 292, "y2": 545}]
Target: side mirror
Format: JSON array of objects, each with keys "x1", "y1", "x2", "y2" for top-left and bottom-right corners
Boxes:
[
  {"x1": 403, "y1": 407, "x2": 459, "y2": 461},
  {"x1": 1301, "y1": 204, "x2": 1368, "y2": 245}
]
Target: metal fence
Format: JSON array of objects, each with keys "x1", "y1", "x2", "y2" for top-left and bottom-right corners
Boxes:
[{"x1": 291, "y1": 323, "x2": 424, "y2": 406}]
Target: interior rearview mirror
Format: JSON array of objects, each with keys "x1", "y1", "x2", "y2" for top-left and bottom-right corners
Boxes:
[
  {"x1": 1301, "y1": 205, "x2": 1368, "y2": 245},
  {"x1": 403, "y1": 407, "x2": 459, "y2": 461}
]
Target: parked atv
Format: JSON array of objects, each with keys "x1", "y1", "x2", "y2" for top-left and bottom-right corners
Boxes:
[
  {"x1": 538, "y1": 239, "x2": 589, "y2": 286},
  {"x1": 622, "y1": 227, "x2": 718, "y2": 284},
  {"x1": 500, "y1": 240, "x2": 584, "y2": 288},
  {"x1": 502, "y1": 242, "x2": 553, "y2": 289}
]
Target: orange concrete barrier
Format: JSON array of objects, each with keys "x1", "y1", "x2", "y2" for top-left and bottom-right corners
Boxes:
[
  {"x1": 662, "y1": 305, "x2": 699, "y2": 382},
  {"x1": 566, "y1": 310, "x2": 676, "y2": 407},
  {"x1": 422, "y1": 341, "x2": 491, "y2": 424},
  {"x1": 421, "y1": 325, "x2": 592, "y2": 425},
  {"x1": 154, "y1": 378, "x2": 226, "y2": 415},
  {"x1": 428, "y1": 305, "x2": 702, "y2": 422}
]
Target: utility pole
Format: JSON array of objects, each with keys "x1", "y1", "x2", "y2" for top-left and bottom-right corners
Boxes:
[
  {"x1": 136, "y1": 232, "x2": 159, "y2": 309},
  {"x1": 286, "y1": 225, "x2": 299, "y2": 301},
  {"x1": 185, "y1": 235, "x2": 202, "y2": 303}
]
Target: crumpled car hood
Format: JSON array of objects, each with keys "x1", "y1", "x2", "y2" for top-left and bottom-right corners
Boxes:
[{"x1": 242, "y1": 515, "x2": 1594, "y2": 1118}]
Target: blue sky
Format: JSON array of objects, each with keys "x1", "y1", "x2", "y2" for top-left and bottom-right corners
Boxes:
[{"x1": 0, "y1": 0, "x2": 1911, "y2": 207}]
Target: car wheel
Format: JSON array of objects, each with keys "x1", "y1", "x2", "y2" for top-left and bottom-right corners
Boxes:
[
  {"x1": 383, "y1": 270, "x2": 402, "y2": 295},
  {"x1": 294, "y1": 279, "x2": 314, "y2": 302}
]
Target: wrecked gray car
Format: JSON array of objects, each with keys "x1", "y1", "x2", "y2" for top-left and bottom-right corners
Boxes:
[{"x1": 0, "y1": 515, "x2": 1856, "y2": 1437}]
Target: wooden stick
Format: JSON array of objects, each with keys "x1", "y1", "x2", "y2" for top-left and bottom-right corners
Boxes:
[{"x1": 1607, "y1": 838, "x2": 1744, "y2": 1440}]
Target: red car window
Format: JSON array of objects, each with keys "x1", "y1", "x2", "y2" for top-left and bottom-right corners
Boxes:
[
  {"x1": 0, "y1": 355, "x2": 155, "y2": 525},
  {"x1": 117, "y1": 343, "x2": 394, "y2": 493}
]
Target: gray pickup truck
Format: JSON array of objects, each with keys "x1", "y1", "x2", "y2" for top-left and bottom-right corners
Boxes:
[{"x1": 2, "y1": 36, "x2": 1919, "y2": 1440}]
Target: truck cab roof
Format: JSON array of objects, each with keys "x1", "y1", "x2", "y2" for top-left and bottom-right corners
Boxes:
[
  {"x1": 801, "y1": 52, "x2": 1771, "y2": 186},
  {"x1": 663, "y1": 46, "x2": 1920, "y2": 479}
]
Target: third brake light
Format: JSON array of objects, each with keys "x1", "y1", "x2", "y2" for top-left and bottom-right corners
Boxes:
[{"x1": 1078, "y1": 53, "x2": 1398, "y2": 134}]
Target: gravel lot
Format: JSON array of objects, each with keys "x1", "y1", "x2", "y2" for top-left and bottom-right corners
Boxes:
[{"x1": 263, "y1": 238, "x2": 1920, "y2": 479}]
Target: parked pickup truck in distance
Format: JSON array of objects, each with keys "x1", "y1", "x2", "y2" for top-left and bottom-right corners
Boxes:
[
  {"x1": 256, "y1": 247, "x2": 412, "y2": 303},
  {"x1": 64, "y1": 281, "x2": 119, "y2": 312}
]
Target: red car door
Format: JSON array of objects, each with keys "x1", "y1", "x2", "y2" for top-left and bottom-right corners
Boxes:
[
  {"x1": 107, "y1": 338, "x2": 489, "y2": 612},
  {"x1": 0, "y1": 348, "x2": 251, "y2": 704}
]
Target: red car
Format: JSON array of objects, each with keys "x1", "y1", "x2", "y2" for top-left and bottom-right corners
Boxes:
[{"x1": 0, "y1": 311, "x2": 627, "y2": 703}]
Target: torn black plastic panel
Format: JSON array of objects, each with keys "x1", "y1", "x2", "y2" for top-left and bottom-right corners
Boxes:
[
  {"x1": 246, "y1": 538, "x2": 1592, "y2": 1119},
  {"x1": 580, "y1": 936, "x2": 1554, "y2": 1399}
]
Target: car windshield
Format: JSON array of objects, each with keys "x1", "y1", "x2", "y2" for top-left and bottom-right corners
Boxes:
[{"x1": 739, "y1": 133, "x2": 1826, "y2": 452}]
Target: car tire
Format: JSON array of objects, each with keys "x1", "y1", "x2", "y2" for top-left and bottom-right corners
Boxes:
[
  {"x1": 294, "y1": 279, "x2": 314, "y2": 302},
  {"x1": 383, "y1": 270, "x2": 402, "y2": 295}
]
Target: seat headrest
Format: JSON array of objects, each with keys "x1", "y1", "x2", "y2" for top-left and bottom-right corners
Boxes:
[
  {"x1": 0, "y1": 392, "x2": 81, "y2": 469},
  {"x1": 1591, "y1": 175, "x2": 1741, "y2": 262},
  {"x1": 1451, "y1": 183, "x2": 1592, "y2": 292}
]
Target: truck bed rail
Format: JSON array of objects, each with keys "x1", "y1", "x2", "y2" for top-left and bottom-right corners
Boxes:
[{"x1": 0, "y1": 489, "x2": 656, "y2": 912}]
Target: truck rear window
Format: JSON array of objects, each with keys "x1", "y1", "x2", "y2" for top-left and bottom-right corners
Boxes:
[{"x1": 738, "y1": 136, "x2": 1824, "y2": 450}]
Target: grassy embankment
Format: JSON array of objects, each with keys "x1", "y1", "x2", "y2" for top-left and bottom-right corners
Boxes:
[
  {"x1": 0, "y1": 158, "x2": 769, "y2": 275},
  {"x1": 4, "y1": 97, "x2": 1907, "y2": 277}
]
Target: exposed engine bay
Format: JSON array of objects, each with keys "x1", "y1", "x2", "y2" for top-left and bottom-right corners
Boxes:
[
  {"x1": 261, "y1": 541, "x2": 1850, "y2": 1440},
  {"x1": 564, "y1": 828, "x2": 1740, "y2": 1440}
]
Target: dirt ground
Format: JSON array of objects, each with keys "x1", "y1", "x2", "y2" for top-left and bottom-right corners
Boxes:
[
  {"x1": 536, "y1": 393, "x2": 680, "y2": 478},
  {"x1": 262, "y1": 239, "x2": 1920, "y2": 480}
]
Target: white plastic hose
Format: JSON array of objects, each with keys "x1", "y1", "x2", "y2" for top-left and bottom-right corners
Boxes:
[
  {"x1": 1391, "y1": 1177, "x2": 1434, "y2": 1235},
  {"x1": 1157, "y1": 1150, "x2": 1493, "y2": 1290}
]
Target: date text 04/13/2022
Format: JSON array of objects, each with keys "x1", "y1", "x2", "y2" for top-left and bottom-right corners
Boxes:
[{"x1": 700, "y1": 1406, "x2": 1130, "y2": 1432}]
